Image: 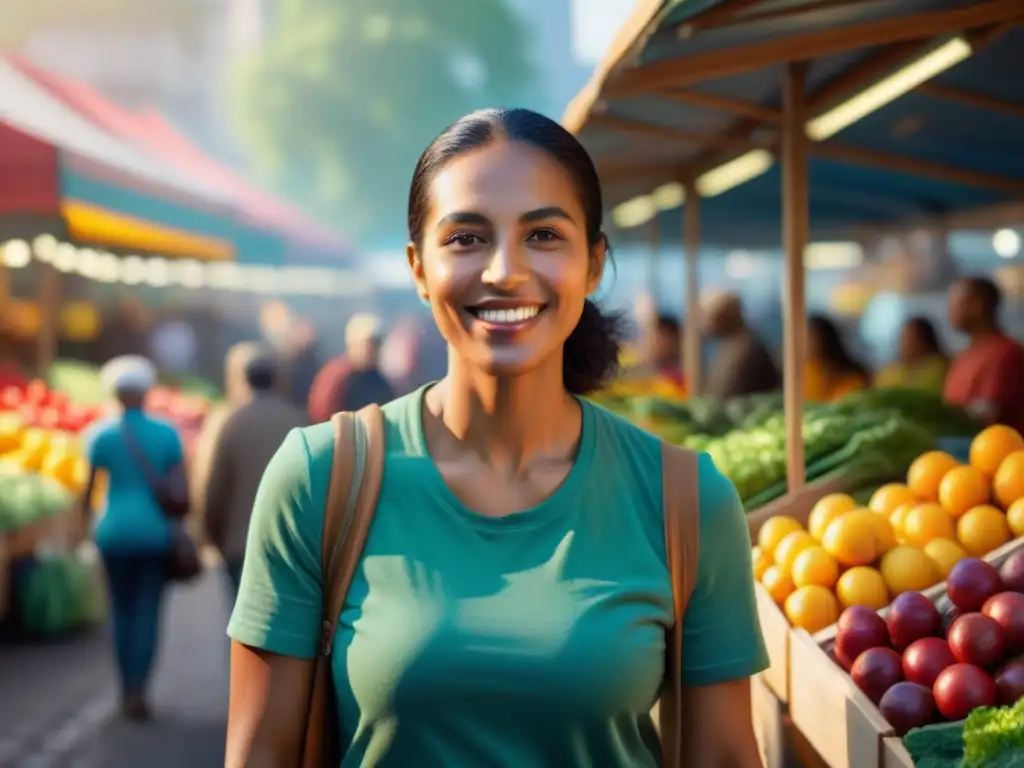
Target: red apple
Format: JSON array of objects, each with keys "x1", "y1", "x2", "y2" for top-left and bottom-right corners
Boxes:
[
  {"x1": 879, "y1": 682, "x2": 936, "y2": 736},
  {"x1": 0, "y1": 386, "x2": 23, "y2": 410},
  {"x1": 17, "y1": 403, "x2": 39, "y2": 427},
  {"x1": 888, "y1": 592, "x2": 942, "y2": 650},
  {"x1": 835, "y1": 606, "x2": 891, "y2": 670},
  {"x1": 983, "y1": 592, "x2": 1024, "y2": 655},
  {"x1": 903, "y1": 637, "x2": 957, "y2": 688},
  {"x1": 933, "y1": 664, "x2": 996, "y2": 720},
  {"x1": 851, "y1": 647, "x2": 904, "y2": 704},
  {"x1": 1001, "y1": 552, "x2": 1024, "y2": 594},
  {"x1": 993, "y1": 657, "x2": 1024, "y2": 706},
  {"x1": 37, "y1": 407, "x2": 62, "y2": 430},
  {"x1": 24, "y1": 379, "x2": 48, "y2": 404},
  {"x1": 948, "y1": 613, "x2": 1006, "y2": 668},
  {"x1": 947, "y1": 559, "x2": 1004, "y2": 612}
]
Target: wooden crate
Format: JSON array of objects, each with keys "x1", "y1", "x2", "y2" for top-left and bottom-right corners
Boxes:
[{"x1": 788, "y1": 536, "x2": 1023, "y2": 768}]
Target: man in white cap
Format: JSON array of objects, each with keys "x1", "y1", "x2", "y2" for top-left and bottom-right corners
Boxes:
[{"x1": 307, "y1": 312, "x2": 396, "y2": 422}]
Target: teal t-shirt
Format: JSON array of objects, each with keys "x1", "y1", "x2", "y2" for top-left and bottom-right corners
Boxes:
[
  {"x1": 86, "y1": 409, "x2": 181, "y2": 553},
  {"x1": 229, "y1": 386, "x2": 768, "y2": 767}
]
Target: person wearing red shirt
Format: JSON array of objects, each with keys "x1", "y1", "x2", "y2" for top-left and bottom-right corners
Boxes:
[{"x1": 944, "y1": 276, "x2": 1024, "y2": 433}]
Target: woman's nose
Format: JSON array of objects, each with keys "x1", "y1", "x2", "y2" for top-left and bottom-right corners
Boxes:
[{"x1": 481, "y1": 241, "x2": 528, "y2": 290}]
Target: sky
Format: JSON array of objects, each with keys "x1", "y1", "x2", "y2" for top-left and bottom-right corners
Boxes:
[{"x1": 572, "y1": 0, "x2": 638, "y2": 64}]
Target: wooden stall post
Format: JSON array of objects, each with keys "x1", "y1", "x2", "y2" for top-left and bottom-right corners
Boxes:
[
  {"x1": 781, "y1": 62, "x2": 809, "y2": 492},
  {"x1": 683, "y1": 184, "x2": 702, "y2": 396},
  {"x1": 36, "y1": 263, "x2": 61, "y2": 377}
]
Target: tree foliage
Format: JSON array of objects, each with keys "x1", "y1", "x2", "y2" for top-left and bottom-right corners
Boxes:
[{"x1": 230, "y1": 0, "x2": 537, "y2": 245}]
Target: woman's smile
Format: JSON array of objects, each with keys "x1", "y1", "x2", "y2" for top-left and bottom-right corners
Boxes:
[{"x1": 465, "y1": 300, "x2": 548, "y2": 335}]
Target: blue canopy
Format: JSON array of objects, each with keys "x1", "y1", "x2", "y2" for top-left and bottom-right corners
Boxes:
[{"x1": 563, "y1": 0, "x2": 1024, "y2": 247}]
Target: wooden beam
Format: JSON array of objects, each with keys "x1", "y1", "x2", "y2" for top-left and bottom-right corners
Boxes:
[
  {"x1": 808, "y1": 40, "x2": 932, "y2": 112},
  {"x1": 590, "y1": 113, "x2": 726, "y2": 145},
  {"x1": 676, "y1": 0, "x2": 765, "y2": 34},
  {"x1": 660, "y1": 89, "x2": 782, "y2": 123},
  {"x1": 683, "y1": 185, "x2": 702, "y2": 396},
  {"x1": 918, "y1": 82, "x2": 1024, "y2": 119},
  {"x1": 606, "y1": 0, "x2": 1024, "y2": 98},
  {"x1": 703, "y1": 0, "x2": 878, "y2": 30},
  {"x1": 782, "y1": 62, "x2": 809, "y2": 492},
  {"x1": 809, "y1": 141, "x2": 1024, "y2": 195}
]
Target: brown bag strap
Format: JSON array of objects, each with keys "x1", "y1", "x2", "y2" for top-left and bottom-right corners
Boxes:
[
  {"x1": 658, "y1": 442, "x2": 701, "y2": 768},
  {"x1": 319, "y1": 404, "x2": 386, "y2": 656}
]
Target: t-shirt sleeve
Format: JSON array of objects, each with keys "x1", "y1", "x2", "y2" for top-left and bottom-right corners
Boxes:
[
  {"x1": 679, "y1": 454, "x2": 769, "y2": 687},
  {"x1": 85, "y1": 425, "x2": 111, "y2": 468},
  {"x1": 227, "y1": 427, "x2": 325, "y2": 659}
]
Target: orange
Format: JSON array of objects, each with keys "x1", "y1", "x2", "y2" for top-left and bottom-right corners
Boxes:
[
  {"x1": 880, "y1": 546, "x2": 939, "y2": 595},
  {"x1": 923, "y1": 538, "x2": 968, "y2": 580},
  {"x1": 791, "y1": 546, "x2": 839, "y2": 589},
  {"x1": 992, "y1": 450, "x2": 1024, "y2": 509},
  {"x1": 889, "y1": 503, "x2": 915, "y2": 544},
  {"x1": 868, "y1": 512, "x2": 898, "y2": 555},
  {"x1": 808, "y1": 494, "x2": 857, "y2": 541},
  {"x1": 835, "y1": 566, "x2": 890, "y2": 610},
  {"x1": 906, "y1": 451, "x2": 959, "y2": 502},
  {"x1": 774, "y1": 531, "x2": 817, "y2": 574},
  {"x1": 938, "y1": 465, "x2": 990, "y2": 519},
  {"x1": 822, "y1": 511, "x2": 878, "y2": 567},
  {"x1": 762, "y1": 566, "x2": 795, "y2": 606},
  {"x1": 970, "y1": 424, "x2": 1024, "y2": 477},
  {"x1": 869, "y1": 484, "x2": 918, "y2": 516},
  {"x1": 957, "y1": 505, "x2": 1011, "y2": 557},
  {"x1": 758, "y1": 516, "x2": 804, "y2": 558},
  {"x1": 903, "y1": 503, "x2": 956, "y2": 548},
  {"x1": 751, "y1": 546, "x2": 772, "y2": 581},
  {"x1": 785, "y1": 585, "x2": 840, "y2": 633},
  {"x1": 1008, "y1": 498, "x2": 1024, "y2": 538}
]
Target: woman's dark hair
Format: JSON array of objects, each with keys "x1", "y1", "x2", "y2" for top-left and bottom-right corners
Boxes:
[
  {"x1": 807, "y1": 314, "x2": 869, "y2": 379},
  {"x1": 407, "y1": 107, "x2": 625, "y2": 395},
  {"x1": 903, "y1": 316, "x2": 945, "y2": 359}
]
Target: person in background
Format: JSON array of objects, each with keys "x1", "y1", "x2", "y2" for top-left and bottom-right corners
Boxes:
[
  {"x1": 652, "y1": 314, "x2": 686, "y2": 391},
  {"x1": 875, "y1": 316, "x2": 949, "y2": 392},
  {"x1": 306, "y1": 312, "x2": 396, "y2": 422},
  {"x1": 944, "y1": 276, "x2": 1024, "y2": 431},
  {"x1": 0, "y1": 331, "x2": 28, "y2": 390},
  {"x1": 80, "y1": 356, "x2": 184, "y2": 721},
  {"x1": 804, "y1": 314, "x2": 870, "y2": 403},
  {"x1": 191, "y1": 344, "x2": 305, "y2": 599},
  {"x1": 703, "y1": 291, "x2": 781, "y2": 399}
]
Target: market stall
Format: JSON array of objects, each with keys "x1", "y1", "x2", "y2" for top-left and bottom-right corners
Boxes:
[{"x1": 564, "y1": 0, "x2": 1024, "y2": 764}]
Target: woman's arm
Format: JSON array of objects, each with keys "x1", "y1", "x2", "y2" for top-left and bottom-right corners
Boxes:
[
  {"x1": 677, "y1": 456, "x2": 769, "y2": 767},
  {"x1": 225, "y1": 426, "x2": 332, "y2": 767}
]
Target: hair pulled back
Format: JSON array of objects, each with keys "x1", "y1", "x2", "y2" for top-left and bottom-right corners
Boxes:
[{"x1": 407, "y1": 107, "x2": 624, "y2": 395}]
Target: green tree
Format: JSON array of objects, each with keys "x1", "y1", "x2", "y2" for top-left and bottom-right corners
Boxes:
[{"x1": 230, "y1": 0, "x2": 537, "y2": 245}]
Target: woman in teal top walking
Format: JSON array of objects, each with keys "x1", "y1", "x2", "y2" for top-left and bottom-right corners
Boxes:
[{"x1": 226, "y1": 108, "x2": 768, "y2": 767}]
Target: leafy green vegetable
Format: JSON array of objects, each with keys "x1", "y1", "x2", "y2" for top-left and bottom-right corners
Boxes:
[
  {"x1": 962, "y1": 697, "x2": 1024, "y2": 767},
  {"x1": 904, "y1": 720, "x2": 964, "y2": 768}
]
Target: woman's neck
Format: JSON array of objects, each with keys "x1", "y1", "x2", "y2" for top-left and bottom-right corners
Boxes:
[{"x1": 427, "y1": 359, "x2": 580, "y2": 471}]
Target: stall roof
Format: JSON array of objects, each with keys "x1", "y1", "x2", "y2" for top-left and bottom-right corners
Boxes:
[
  {"x1": 563, "y1": 0, "x2": 1024, "y2": 247},
  {"x1": 9, "y1": 56, "x2": 352, "y2": 260}
]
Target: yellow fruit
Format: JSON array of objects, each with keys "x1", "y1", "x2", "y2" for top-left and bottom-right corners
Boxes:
[
  {"x1": 923, "y1": 538, "x2": 968, "y2": 580},
  {"x1": 938, "y1": 465, "x2": 991, "y2": 518},
  {"x1": 752, "y1": 546, "x2": 772, "y2": 581},
  {"x1": 822, "y1": 511, "x2": 879, "y2": 567},
  {"x1": 907, "y1": 451, "x2": 960, "y2": 502},
  {"x1": 785, "y1": 585, "x2": 840, "y2": 633},
  {"x1": 835, "y1": 566, "x2": 890, "y2": 610},
  {"x1": 791, "y1": 546, "x2": 839, "y2": 589},
  {"x1": 774, "y1": 531, "x2": 817, "y2": 574},
  {"x1": 970, "y1": 424, "x2": 1024, "y2": 477},
  {"x1": 762, "y1": 566, "x2": 795, "y2": 606},
  {"x1": 957, "y1": 505, "x2": 1011, "y2": 557},
  {"x1": 992, "y1": 450, "x2": 1024, "y2": 509},
  {"x1": 869, "y1": 484, "x2": 918, "y2": 516},
  {"x1": 808, "y1": 494, "x2": 857, "y2": 540},
  {"x1": 869, "y1": 513, "x2": 898, "y2": 555},
  {"x1": 903, "y1": 503, "x2": 956, "y2": 548},
  {"x1": 880, "y1": 546, "x2": 939, "y2": 595},
  {"x1": 890, "y1": 503, "x2": 915, "y2": 544},
  {"x1": 1008, "y1": 498, "x2": 1024, "y2": 538},
  {"x1": 758, "y1": 516, "x2": 804, "y2": 558}
]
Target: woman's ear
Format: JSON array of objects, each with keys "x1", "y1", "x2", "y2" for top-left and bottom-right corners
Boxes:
[
  {"x1": 406, "y1": 242, "x2": 429, "y2": 303},
  {"x1": 586, "y1": 234, "x2": 608, "y2": 296}
]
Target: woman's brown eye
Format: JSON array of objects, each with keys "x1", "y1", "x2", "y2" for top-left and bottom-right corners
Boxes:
[
  {"x1": 449, "y1": 233, "x2": 482, "y2": 247},
  {"x1": 528, "y1": 228, "x2": 561, "y2": 243}
]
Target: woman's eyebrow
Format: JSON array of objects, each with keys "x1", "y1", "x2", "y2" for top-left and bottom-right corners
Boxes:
[
  {"x1": 435, "y1": 211, "x2": 490, "y2": 231},
  {"x1": 520, "y1": 206, "x2": 573, "y2": 224}
]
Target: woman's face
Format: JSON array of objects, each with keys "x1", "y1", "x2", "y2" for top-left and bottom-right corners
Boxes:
[{"x1": 408, "y1": 140, "x2": 604, "y2": 380}]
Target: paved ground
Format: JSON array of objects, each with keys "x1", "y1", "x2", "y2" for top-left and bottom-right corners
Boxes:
[{"x1": 0, "y1": 566, "x2": 231, "y2": 768}]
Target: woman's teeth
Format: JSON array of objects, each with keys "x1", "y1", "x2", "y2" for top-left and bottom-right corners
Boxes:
[{"x1": 475, "y1": 306, "x2": 540, "y2": 324}]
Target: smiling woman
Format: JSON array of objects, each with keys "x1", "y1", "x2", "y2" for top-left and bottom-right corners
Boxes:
[{"x1": 225, "y1": 108, "x2": 768, "y2": 768}]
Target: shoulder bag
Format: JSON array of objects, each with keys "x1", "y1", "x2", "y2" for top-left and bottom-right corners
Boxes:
[{"x1": 298, "y1": 406, "x2": 699, "y2": 768}]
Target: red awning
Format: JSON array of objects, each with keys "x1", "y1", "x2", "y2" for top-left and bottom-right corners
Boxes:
[{"x1": 9, "y1": 56, "x2": 351, "y2": 259}]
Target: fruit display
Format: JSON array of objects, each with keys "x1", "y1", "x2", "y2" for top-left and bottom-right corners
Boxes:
[
  {"x1": 754, "y1": 425, "x2": 1024, "y2": 633},
  {"x1": 836, "y1": 553, "x2": 1023, "y2": 723},
  {"x1": 15, "y1": 548, "x2": 107, "y2": 638}
]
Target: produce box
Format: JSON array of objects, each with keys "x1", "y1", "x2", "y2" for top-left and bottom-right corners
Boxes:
[
  {"x1": 748, "y1": 474, "x2": 855, "y2": 701},
  {"x1": 788, "y1": 537, "x2": 1024, "y2": 768}
]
